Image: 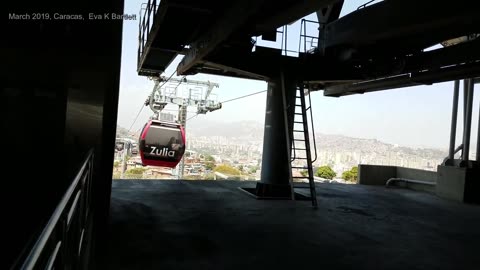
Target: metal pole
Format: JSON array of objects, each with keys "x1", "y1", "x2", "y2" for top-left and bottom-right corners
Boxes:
[
  {"x1": 477, "y1": 86, "x2": 480, "y2": 162},
  {"x1": 462, "y1": 79, "x2": 474, "y2": 162},
  {"x1": 461, "y1": 79, "x2": 468, "y2": 159},
  {"x1": 448, "y1": 80, "x2": 460, "y2": 161},
  {"x1": 463, "y1": 80, "x2": 468, "y2": 127},
  {"x1": 178, "y1": 104, "x2": 187, "y2": 179},
  {"x1": 121, "y1": 146, "x2": 127, "y2": 178},
  {"x1": 178, "y1": 90, "x2": 191, "y2": 179}
]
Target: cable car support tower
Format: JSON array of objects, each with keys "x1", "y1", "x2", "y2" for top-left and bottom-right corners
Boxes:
[{"x1": 146, "y1": 75, "x2": 221, "y2": 179}]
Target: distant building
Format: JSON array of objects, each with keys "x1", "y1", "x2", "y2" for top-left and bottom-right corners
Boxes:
[{"x1": 211, "y1": 155, "x2": 222, "y2": 163}]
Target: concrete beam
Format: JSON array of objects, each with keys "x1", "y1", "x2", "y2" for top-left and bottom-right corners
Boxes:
[
  {"x1": 201, "y1": 61, "x2": 269, "y2": 81},
  {"x1": 324, "y1": 0, "x2": 480, "y2": 53},
  {"x1": 253, "y1": 0, "x2": 340, "y2": 33},
  {"x1": 324, "y1": 61, "x2": 480, "y2": 97},
  {"x1": 176, "y1": 0, "x2": 266, "y2": 75}
]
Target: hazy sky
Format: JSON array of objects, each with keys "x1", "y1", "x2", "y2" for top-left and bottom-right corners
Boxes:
[{"x1": 117, "y1": 0, "x2": 479, "y2": 150}]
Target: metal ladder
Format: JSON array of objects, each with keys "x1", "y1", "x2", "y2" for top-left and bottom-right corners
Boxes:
[{"x1": 290, "y1": 86, "x2": 318, "y2": 208}]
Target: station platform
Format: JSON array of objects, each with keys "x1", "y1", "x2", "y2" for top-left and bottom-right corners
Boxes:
[{"x1": 107, "y1": 180, "x2": 480, "y2": 270}]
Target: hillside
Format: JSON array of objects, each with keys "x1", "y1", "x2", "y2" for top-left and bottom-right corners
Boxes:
[{"x1": 116, "y1": 119, "x2": 449, "y2": 168}]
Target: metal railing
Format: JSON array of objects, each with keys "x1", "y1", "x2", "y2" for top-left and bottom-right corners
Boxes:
[
  {"x1": 252, "y1": 19, "x2": 320, "y2": 57},
  {"x1": 138, "y1": 0, "x2": 159, "y2": 69},
  {"x1": 19, "y1": 149, "x2": 94, "y2": 270},
  {"x1": 299, "y1": 19, "x2": 320, "y2": 54},
  {"x1": 305, "y1": 86, "x2": 318, "y2": 163}
]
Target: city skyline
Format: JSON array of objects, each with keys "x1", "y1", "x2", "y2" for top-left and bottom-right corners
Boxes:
[{"x1": 116, "y1": 119, "x2": 462, "y2": 178}]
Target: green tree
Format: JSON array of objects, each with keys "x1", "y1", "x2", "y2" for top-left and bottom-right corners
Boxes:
[
  {"x1": 300, "y1": 170, "x2": 308, "y2": 177},
  {"x1": 126, "y1": 167, "x2": 147, "y2": 175},
  {"x1": 204, "y1": 155, "x2": 216, "y2": 171},
  {"x1": 214, "y1": 164, "x2": 241, "y2": 175},
  {"x1": 205, "y1": 162, "x2": 215, "y2": 171},
  {"x1": 342, "y1": 170, "x2": 353, "y2": 181},
  {"x1": 315, "y1": 166, "x2": 336, "y2": 180},
  {"x1": 342, "y1": 166, "x2": 358, "y2": 182},
  {"x1": 203, "y1": 173, "x2": 216, "y2": 180},
  {"x1": 249, "y1": 166, "x2": 259, "y2": 174},
  {"x1": 113, "y1": 161, "x2": 120, "y2": 168}
]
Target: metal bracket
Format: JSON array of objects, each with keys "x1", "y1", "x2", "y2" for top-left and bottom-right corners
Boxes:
[{"x1": 315, "y1": 1, "x2": 344, "y2": 55}]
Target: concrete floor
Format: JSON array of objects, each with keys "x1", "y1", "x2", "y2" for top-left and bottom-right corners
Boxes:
[{"x1": 107, "y1": 180, "x2": 480, "y2": 270}]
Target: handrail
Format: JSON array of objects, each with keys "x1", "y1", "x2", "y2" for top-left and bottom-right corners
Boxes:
[
  {"x1": 357, "y1": 0, "x2": 376, "y2": 10},
  {"x1": 19, "y1": 149, "x2": 94, "y2": 270},
  {"x1": 138, "y1": 0, "x2": 160, "y2": 69},
  {"x1": 306, "y1": 86, "x2": 318, "y2": 163},
  {"x1": 299, "y1": 19, "x2": 319, "y2": 54},
  {"x1": 386, "y1": 178, "x2": 436, "y2": 188},
  {"x1": 442, "y1": 143, "x2": 463, "y2": 165}
]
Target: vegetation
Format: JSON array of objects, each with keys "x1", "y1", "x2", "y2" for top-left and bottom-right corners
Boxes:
[
  {"x1": 126, "y1": 167, "x2": 147, "y2": 175},
  {"x1": 214, "y1": 164, "x2": 241, "y2": 175},
  {"x1": 300, "y1": 170, "x2": 308, "y2": 177},
  {"x1": 123, "y1": 174, "x2": 144, "y2": 179},
  {"x1": 249, "y1": 166, "x2": 259, "y2": 174},
  {"x1": 342, "y1": 166, "x2": 358, "y2": 182},
  {"x1": 184, "y1": 175, "x2": 199, "y2": 180},
  {"x1": 315, "y1": 166, "x2": 336, "y2": 180},
  {"x1": 205, "y1": 162, "x2": 215, "y2": 171},
  {"x1": 113, "y1": 161, "x2": 120, "y2": 168},
  {"x1": 204, "y1": 155, "x2": 216, "y2": 171},
  {"x1": 202, "y1": 173, "x2": 216, "y2": 180}
]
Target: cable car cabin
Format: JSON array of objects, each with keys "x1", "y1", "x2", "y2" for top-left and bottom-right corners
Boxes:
[
  {"x1": 139, "y1": 120, "x2": 186, "y2": 168},
  {"x1": 115, "y1": 141, "x2": 125, "y2": 152},
  {"x1": 115, "y1": 138, "x2": 132, "y2": 155}
]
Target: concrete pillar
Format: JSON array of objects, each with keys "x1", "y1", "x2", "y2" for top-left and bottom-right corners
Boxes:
[
  {"x1": 256, "y1": 74, "x2": 296, "y2": 197},
  {"x1": 437, "y1": 165, "x2": 480, "y2": 203}
]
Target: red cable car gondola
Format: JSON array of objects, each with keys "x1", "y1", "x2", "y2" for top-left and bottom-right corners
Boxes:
[{"x1": 139, "y1": 120, "x2": 186, "y2": 168}]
